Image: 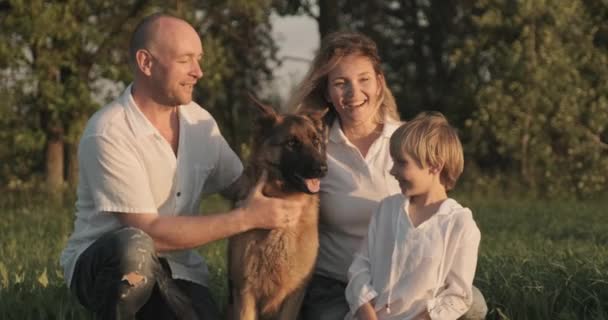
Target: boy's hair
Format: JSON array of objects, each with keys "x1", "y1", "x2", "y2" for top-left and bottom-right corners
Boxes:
[{"x1": 389, "y1": 112, "x2": 464, "y2": 190}]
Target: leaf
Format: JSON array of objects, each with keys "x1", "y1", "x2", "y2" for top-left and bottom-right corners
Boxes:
[
  {"x1": 37, "y1": 268, "x2": 48, "y2": 288},
  {"x1": 14, "y1": 272, "x2": 24, "y2": 284},
  {"x1": 0, "y1": 262, "x2": 8, "y2": 288}
]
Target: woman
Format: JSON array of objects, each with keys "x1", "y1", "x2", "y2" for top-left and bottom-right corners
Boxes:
[{"x1": 289, "y1": 31, "x2": 487, "y2": 320}]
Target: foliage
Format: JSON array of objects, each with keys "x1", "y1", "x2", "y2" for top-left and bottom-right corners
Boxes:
[
  {"x1": 460, "y1": 0, "x2": 608, "y2": 197},
  {"x1": 0, "y1": 0, "x2": 153, "y2": 191},
  {"x1": 1, "y1": 0, "x2": 608, "y2": 199},
  {"x1": 276, "y1": 0, "x2": 608, "y2": 198},
  {"x1": 191, "y1": 0, "x2": 279, "y2": 157},
  {"x1": 0, "y1": 0, "x2": 280, "y2": 190}
]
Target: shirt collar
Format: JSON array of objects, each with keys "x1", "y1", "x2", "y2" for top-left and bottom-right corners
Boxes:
[
  {"x1": 436, "y1": 198, "x2": 460, "y2": 215},
  {"x1": 328, "y1": 117, "x2": 402, "y2": 144},
  {"x1": 121, "y1": 83, "x2": 165, "y2": 137},
  {"x1": 403, "y1": 197, "x2": 460, "y2": 216}
]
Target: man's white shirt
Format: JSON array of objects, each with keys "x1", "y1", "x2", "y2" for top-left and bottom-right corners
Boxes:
[{"x1": 60, "y1": 84, "x2": 242, "y2": 287}]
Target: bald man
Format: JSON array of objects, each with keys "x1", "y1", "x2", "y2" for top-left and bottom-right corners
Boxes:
[{"x1": 60, "y1": 13, "x2": 305, "y2": 319}]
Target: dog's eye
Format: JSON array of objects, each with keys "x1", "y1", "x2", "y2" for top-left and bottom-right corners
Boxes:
[{"x1": 286, "y1": 138, "x2": 301, "y2": 149}]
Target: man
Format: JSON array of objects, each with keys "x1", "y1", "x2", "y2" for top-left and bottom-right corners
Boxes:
[{"x1": 60, "y1": 13, "x2": 305, "y2": 319}]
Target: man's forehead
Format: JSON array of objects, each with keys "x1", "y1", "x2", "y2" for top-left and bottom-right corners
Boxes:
[{"x1": 148, "y1": 19, "x2": 202, "y2": 55}]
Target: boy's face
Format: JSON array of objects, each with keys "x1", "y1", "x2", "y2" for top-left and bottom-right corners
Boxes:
[{"x1": 389, "y1": 152, "x2": 440, "y2": 198}]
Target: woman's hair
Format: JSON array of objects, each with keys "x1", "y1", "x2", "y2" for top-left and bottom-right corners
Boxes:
[
  {"x1": 389, "y1": 112, "x2": 464, "y2": 191},
  {"x1": 288, "y1": 31, "x2": 399, "y2": 126}
]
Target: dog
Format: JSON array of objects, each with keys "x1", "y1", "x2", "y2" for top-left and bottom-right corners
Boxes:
[{"x1": 228, "y1": 99, "x2": 328, "y2": 320}]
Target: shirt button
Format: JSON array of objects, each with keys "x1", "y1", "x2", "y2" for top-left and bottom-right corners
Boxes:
[{"x1": 176, "y1": 192, "x2": 181, "y2": 197}]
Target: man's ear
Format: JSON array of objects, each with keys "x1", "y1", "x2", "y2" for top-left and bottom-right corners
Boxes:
[{"x1": 136, "y1": 49, "x2": 154, "y2": 76}]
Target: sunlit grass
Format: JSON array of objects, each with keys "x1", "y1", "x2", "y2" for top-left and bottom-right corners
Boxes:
[{"x1": 0, "y1": 192, "x2": 606, "y2": 319}]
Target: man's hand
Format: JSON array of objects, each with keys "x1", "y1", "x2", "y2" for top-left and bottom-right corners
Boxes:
[{"x1": 241, "y1": 171, "x2": 306, "y2": 229}]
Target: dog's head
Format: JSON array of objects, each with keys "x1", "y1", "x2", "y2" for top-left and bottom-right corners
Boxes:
[{"x1": 249, "y1": 98, "x2": 328, "y2": 194}]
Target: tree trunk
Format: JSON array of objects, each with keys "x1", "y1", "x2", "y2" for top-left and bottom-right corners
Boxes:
[
  {"x1": 67, "y1": 141, "x2": 78, "y2": 189},
  {"x1": 318, "y1": 0, "x2": 340, "y2": 38},
  {"x1": 46, "y1": 126, "x2": 65, "y2": 193}
]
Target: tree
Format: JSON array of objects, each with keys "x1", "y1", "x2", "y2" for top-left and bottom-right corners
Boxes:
[
  {"x1": 0, "y1": 0, "x2": 153, "y2": 193},
  {"x1": 187, "y1": 0, "x2": 280, "y2": 157},
  {"x1": 0, "y1": 0, "x2": 281, "y2": 191},
  {"x1": 462, "y1": 0, "x2": 608, "y2": 197},
  {"x1": 273, "y1": 0, "x2": 341, "y2": 38}
]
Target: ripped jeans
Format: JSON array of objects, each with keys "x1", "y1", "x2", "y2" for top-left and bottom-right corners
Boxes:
[{"x1": 70, "y1": 227, "x2": 219, "y2": 320}]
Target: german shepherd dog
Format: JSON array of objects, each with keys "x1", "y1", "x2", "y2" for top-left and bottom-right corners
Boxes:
[{"x1": 228, "y1": 100, "x2": 328, "y2": 320}]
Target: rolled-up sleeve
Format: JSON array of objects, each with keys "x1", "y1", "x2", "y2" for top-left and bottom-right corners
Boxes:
[
  {"x1": 79, "y1": 135, "x2": 157, "y2": 214},
  {"x1": 201, "y1": 121, "x2": 243, "y2": 195},
  {"x1": 427, "y1": 219, "x2": 481, "y2": 320}
]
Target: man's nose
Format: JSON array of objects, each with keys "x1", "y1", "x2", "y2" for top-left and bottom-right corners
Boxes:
[{"x1": 192, "y1": 61, "x2": 203, "y2": 79}]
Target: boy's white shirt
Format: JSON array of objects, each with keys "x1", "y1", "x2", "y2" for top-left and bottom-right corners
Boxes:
[{"x1": 345, "y1": 194, "x2": 481, "y2": 320}]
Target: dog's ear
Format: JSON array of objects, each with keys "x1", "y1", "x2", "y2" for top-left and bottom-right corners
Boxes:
[
  {"x1": 248, "y1": 92, "x2": 278, "y2": 127},
  {"x1": 300, "y1": 108, "x2": 329, "y2": 137},
  {"x1": 307, "y1": 108, "x2": 329, "y2": 123}
]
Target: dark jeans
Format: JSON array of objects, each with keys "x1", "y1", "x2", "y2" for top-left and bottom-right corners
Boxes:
[
  {"x1": 300, "y1": 274, "x2": 349, "y2": 320},
  {"x1": 70, "y1": 227, "x2": 220, "y2": 320},
  {"x1": 300, "y1": 274, "x2": 488, "y2": 320}
]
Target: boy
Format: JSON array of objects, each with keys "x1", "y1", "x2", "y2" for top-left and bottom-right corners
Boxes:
[{"x1": 345, "y1": 112, "x2": 481, "y2": 320}]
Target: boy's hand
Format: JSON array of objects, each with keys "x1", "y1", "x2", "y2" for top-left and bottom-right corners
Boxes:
[
  {"x1": 356, "y1": 302, "x2": 378, "y2": 320},
  {"x1": 418, "y1": 310, "x2": 432, "y2": 320},
  {"x1": 242, "y1": 170, "x2": 306, "y2": 229}
]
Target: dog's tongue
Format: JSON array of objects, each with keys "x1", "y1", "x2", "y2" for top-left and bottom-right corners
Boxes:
[{"x1": 305, "y1": 178, "x2": 321, "y2": 193}]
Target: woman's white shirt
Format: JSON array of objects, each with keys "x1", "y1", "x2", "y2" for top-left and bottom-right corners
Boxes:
[{"x1": 316, "y1": 119, "x2": 402, "y2": 282}]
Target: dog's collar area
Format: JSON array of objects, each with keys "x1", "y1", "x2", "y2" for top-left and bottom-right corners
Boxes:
[{"x1": 264, "y1": 160, "x2": 282, "y2": 169}]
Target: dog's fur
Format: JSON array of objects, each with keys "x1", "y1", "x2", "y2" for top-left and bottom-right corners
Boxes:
[{"x1": 228, "y1": 101, "x2": 328, "y2": 320}]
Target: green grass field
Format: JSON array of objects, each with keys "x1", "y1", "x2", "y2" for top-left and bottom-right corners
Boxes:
[{"x1": 0, "y1": 192, "x2": 606, "y2": 319}]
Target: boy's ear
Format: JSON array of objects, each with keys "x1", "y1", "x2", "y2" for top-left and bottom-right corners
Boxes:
[{"x1": 429, "y1": 163, "x2": 443, "y2": 175}]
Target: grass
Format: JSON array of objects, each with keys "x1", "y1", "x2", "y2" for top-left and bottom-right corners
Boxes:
[
  {"x1": 462, "y1": 196, "x2": 608, "y2": 320},
  {"x1": 0, "y1": 192, "x2": 606, "y2": 319}
]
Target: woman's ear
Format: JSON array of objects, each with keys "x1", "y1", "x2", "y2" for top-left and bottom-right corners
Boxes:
[
  {"x1": 323, "y1": 89, "x2": 332, "y2": 104},
  {"x1": 376, "y1": 73, "x2": 385, "y2": 97}
]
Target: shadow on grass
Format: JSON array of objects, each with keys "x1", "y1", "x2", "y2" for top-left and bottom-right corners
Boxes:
[{"x1": 0, "y1": 283, "x2": 90, "y2": 320}]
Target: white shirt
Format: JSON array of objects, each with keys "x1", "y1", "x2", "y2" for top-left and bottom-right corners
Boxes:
[
  {"x1": 316, "y1": 119, "x2": 402, "y2": 282},
  {"x1": 60, "y1": 84, "x2": 243, "y2": 287},
  {"x1": 345, "y1": 194, "x2": 481, "y2": 320}
]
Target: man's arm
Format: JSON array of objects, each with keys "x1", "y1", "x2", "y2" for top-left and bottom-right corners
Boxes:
[{"x1": 115, "y1": 174, "x2": 305, "y2": 252}]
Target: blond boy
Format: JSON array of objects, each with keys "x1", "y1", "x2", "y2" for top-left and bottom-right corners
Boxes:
[{"x1": 345, "y1": 112, "x2": 482, "y2": 320}]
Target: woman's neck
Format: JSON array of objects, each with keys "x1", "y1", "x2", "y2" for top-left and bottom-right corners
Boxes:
[
  {"x1": 341, "y1": 119, "x2": 381, "y2": 140},
  {"x1": 341, "y1": 120, "x2": 383, "y2": 158}
]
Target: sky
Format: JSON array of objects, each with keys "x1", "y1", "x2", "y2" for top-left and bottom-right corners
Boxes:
[{"x1": 271, "y1": 14, "x2": 320, "y2": 102}]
